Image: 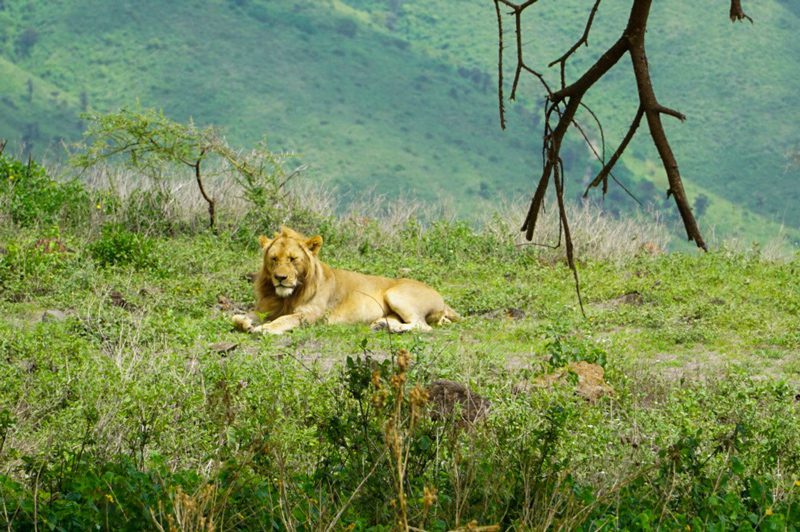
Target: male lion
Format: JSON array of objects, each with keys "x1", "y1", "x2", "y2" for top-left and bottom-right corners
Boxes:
[{"x1": 232, "y1": 227, "x2": 460, "y2": 335}]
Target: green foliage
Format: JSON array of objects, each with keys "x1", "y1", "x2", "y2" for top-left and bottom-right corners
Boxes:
[
  {"x1": 0, "y1": 231, "x2": 77, "y2": 298},
  {"x1": 72, "y1": 107, "x2": 219, "y2": 173},
  {"x1": 1, "y1": 0, "x2": 799, "y2": 244},
  {"x1": 1, "y1": 180, "x2": 799, "y2": 528},
  {"x1": 87, "y1": 223, "x2": 157, "y2": 269},
  {"x1": 0, "y1": 151, "x2": 88, "y2": 227},
  {"x1": 544, "y1": 323, "x2": 608, "y2": 368},
  {"x1": 73, "y1": 107, "x2": 298, "y2": 232}
]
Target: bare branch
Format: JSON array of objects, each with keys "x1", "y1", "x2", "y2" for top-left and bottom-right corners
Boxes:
[
  {"x1": 553, "y1": 159, "x2": 585, "y2": 316},
  {"x1": 497, "y1": 0, "x2": 553, "y2": 99},
  {"x1": 626, "y1": 0, "x2": 706, "y2": 249},
  {"x1": 521, "y1": 37, "x2": 628, "y2": 240},
  {"x1": 585, "y1": 105, "x2": 644, "y2": 196},
  {"x1": 654, "y1": 104, "x2": 686, "y2": 122},
  {"x1": 548, "y1": 0, "x2": 603, "y2": 90},
  {"x1": 193, "y1": 148, "x2": 216, "y2": 230},
  {"x1": 729, "y1": 0, "x2": 753, "y2": 23},
  {"x1": 548, "y1": 36, "x2": 629, "y2": 105},
  {"x1": 493, "y1": 0, "x2": 506, "y2": 129}
]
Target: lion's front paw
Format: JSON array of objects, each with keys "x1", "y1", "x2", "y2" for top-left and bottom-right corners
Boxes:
[
  {"x1": 232, "y1": 314, "x2": 254, "y2": 332},
  {"x1": 251, "y1": 324, "x2": 285, "y2": 335}
]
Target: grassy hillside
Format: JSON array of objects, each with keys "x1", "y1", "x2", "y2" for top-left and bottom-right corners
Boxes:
[
  {"x1": 1, "y1": 156, "x2": 799, "y2": 528},
  {"x1": 0, "y1": 0, "x2": 798, "y2": 244},
  {"x1": 0, "y1": 0, "x2": 540, "y2": 206},
  {"x1": 378, "y1": 0, "x2": 800, "y2": 235}
]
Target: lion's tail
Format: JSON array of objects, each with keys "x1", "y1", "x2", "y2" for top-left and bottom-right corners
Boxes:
[
  {"x1": 443, "y1": 304, "x2": 461, "y2": 323},
  {"x1": 429, "y1": 304, "x2": 461, "y2": 326}
]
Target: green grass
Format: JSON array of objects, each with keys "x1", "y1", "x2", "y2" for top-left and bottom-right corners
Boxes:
[
  {"x1": 1, "y1": 210, "x2": 799, "y2": 528},
  {"x1": 0, "y1": 0, "x2": 798, "y2": 244}
]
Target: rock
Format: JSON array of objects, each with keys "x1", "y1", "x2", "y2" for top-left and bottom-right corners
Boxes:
[
  {"x1": 41, "y1": 309, "x2": 67, "y2": 322},
  {"x1": 34, "y1": 238, "x2": 69, "y2": 254},
  {"x1": 217, "y1": 294, "x2": 233, "y2": 311},
  {"x1": 427, "y1": 380, "x2": 490, "y2": 425},
  {"x1": 19, "y1": 359, "x2": 37, "y2": 373},
  {"x1": 614, "y1": 291, "x2": 643, "y2": 306},
  {"x1": 209, "y1": 342, "x2": 239, "y2": 355},
  {"x1": 526, "y1": 361, "x2": 614, "y2": 402},
  {"x1": 506, "y1": 307, "x2": 525, "y2": 320},
  {"x1": 480, "y1": 307, "x2": 527, "y2": 320},
  {"x1": 109, "y1": 290, "x2": 134, "y2": 310}
]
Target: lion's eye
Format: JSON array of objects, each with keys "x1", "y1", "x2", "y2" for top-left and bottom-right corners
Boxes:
[{"x1": 289, "y1": 256, "x2": 297, "y2": 262}]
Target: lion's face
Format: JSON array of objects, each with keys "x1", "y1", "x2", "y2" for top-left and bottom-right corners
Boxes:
[{"x1": 259, "y1": 230, "x2": 323, "y2": 298}]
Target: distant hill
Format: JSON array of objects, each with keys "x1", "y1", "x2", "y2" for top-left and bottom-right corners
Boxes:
[{"x1": 0, "y1": 0, "x2": 798, "y2": 244}]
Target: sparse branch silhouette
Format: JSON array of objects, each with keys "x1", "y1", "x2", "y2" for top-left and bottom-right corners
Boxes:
[{"x1": 493, "y1": 0, "x2": 753, "y2": 269}]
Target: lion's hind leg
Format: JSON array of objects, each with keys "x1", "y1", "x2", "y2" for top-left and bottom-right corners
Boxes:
[
  {"x1": 377, "y1": 287, "x2": 436, "y2": 333},
  {"x1": 370, "y1": 315, "x2": 432, "y2": 333}
]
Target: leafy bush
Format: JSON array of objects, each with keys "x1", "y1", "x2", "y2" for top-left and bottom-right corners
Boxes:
[
  {"x1": 0, "y1": 232, "x2": 75, "y2": 298},
  {"x1": 87, "y1": 223, "x2": 157, "y2": 269},
  {"x1": 0, "y1": 151, "x2": 89, "y2": 227},
  {"x1": 544, "y1": 323, "x2": 608, "y2": 368}
]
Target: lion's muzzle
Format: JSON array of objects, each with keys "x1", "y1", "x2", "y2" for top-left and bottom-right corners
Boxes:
[{"x1": 275, "y1": 285, "x2": 295, "y2": 298}]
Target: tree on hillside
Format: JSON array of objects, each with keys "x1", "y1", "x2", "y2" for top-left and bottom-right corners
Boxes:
[
  {"x1": 492, "y1": 0, "x2": 753, "y2": 300},
  {"x1": 72, "y1": 108, "x2": 302, "y2": 230}
]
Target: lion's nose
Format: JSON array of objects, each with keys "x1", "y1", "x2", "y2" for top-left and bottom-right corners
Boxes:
[{"x1": 274, "y1": 274, "x2": 287, "y2": 282}]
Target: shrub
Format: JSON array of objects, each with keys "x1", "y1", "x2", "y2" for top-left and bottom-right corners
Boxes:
[
  {"x1": 0, "y1": 151, "x2": 89, "y2": 227},
  {"x1": 0, "y1": 232, "x2": 75, "y2": 298},
  {"x1": 87, "y1": 223, "x2": 157, "y2": 269}
]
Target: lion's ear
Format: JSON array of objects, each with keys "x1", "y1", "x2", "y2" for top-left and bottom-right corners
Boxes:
[
  {"x1": 258, "y1": 235, "x2": 272, "y2": 250},
  {"x1": 305, "y1": 235, "x2": 323, "y2": 256}
]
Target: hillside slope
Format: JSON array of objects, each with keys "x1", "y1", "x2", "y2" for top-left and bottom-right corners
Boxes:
[
  {"x1": 0, "y1": 0, "x2": 798, "y2": 243},
  {"x1": 380, "y1": 0, "x2": 800, "y2": 233},
  {"x1": 0, "y1": 0, "x2": 540, "y2": 205}
]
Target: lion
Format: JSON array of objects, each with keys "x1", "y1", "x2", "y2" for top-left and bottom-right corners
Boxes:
[{"x1": 232, "y1": 227, "x2": 460, "y2": 335}]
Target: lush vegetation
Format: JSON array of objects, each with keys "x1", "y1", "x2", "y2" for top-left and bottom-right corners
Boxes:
[
  {"x1": 0, "y1": 0, "x2": 798, "y2": 244},
  {"x1": 1, "y1": 150, "x2": 799, "y2": 529}
]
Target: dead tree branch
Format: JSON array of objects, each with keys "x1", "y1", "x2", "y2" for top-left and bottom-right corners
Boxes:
[
  {"x1": 494, "y1": 0, "x2": 751, "y2": 258},
  {"x1": 585, "y1": 105, "x2": 644, "y2": 196},
  {"x1": 626, "y1": 0, "x2": 706, "y2": 249},
  {"x1": 548, "y1": 0, "x2": 603, "y2": 90},
  {"x1": 729, "y1": 0, "x2": 753, "y2": 23},
  {"x1": 493, "y1": 0, "x2": 506, "y2": 129},
  {"x1": 192, "y1": 148, "x2": 216, "y2": 230}
]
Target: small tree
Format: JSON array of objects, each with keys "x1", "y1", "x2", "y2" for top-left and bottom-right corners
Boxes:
[{"x1": 72, "y1": 107, "x2": 301, "y2": 230}]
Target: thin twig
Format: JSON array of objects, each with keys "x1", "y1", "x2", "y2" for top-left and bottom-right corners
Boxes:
[
  {"x1": 494, "y1": 0, "x2": 506, "y2": 129},
  {"x1": 585, "y1": 105, "x2": 644, "y2": 196},
  {"x1": 548, "y1": 0, "x2": 603, "y2": 90}
]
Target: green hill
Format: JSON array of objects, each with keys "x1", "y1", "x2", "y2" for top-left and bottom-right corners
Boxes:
[{"x1": 0, "y1": 0, "x2": 798, "y2": 244}]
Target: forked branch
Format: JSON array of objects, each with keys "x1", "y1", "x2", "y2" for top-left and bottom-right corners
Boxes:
[
  {"x1": 494, "y1": 0, "x2": 752, "y2": 257},
  {"x1": 729, "y1": 0, "x2": 753, "y2": 23}
]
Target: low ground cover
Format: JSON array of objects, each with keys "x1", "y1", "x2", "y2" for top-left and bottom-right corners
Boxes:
[{"x1": 1, "y1": 153, "x2": 799, "y2": 529}]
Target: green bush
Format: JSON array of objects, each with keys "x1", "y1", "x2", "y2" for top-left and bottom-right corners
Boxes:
[
  {"x1": 87, "y1": 223, "x2": 157, "y2": 269},
  {"x1": 0, "y1": 152, "x2": 89, "y2": 227},
  {"x1": 0, "y1": 232, "x2": 75, "y2": 298}
]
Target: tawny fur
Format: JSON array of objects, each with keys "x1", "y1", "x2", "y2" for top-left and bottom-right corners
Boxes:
[{"x1": 232, "y1": 227, "x2": 460, "y2": 335}]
